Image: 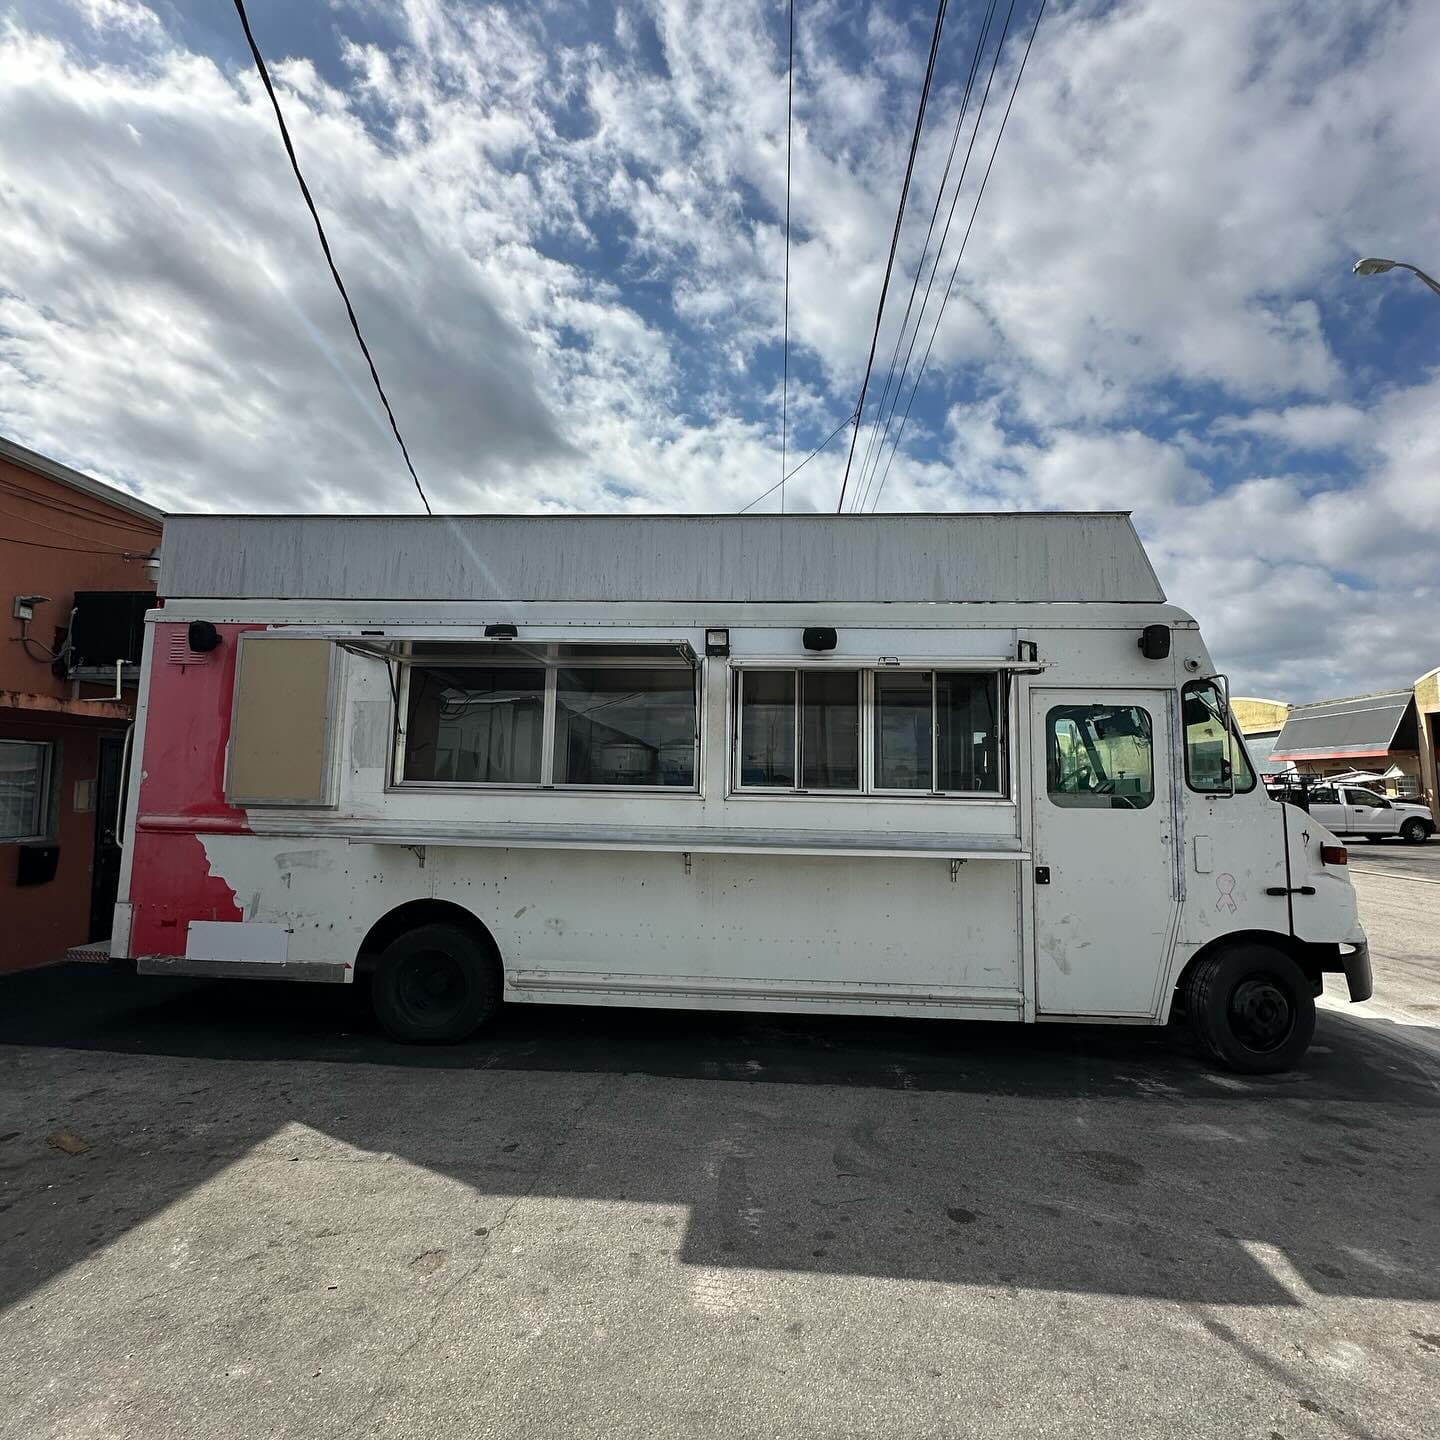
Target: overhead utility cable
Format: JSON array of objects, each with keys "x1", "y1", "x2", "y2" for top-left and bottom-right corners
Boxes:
[
  {"x1": 868, "y1": 0, "x2": 1048, "y2": 513},
  {"x1": 739, "y1": 410, "x2": 858, "y2": 512},
  {"x1": 230, "y1": 0, "x2": 432, "y2": 516},
  {"x1": 780, "y1": 0, "x2": 796, "y2": 514},
  {"x1": 854, "y1": 0, "x2": 1012, "y2": 513},
  {"x1": 850, "y1": 0, "x2": 1000, "y2": 511},
  {"x1": 833, "y1": 0, "x2": 950, "y2": 512}
]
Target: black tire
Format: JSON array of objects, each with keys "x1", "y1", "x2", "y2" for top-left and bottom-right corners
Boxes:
[
  {"x1": 1400, "y1": 817, "x2": 1430, "y2": 845},
  {"x1": 1184, "y1": 943, "x2": 1316, "y2": 1075},
  {"x1": 371, "y1": 922, "x2": 501, "y2": 1044}
]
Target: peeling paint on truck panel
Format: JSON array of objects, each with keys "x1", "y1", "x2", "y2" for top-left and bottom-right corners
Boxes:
[{"x1": 126, "y1": 622, "x2": 258, "y2": 958}]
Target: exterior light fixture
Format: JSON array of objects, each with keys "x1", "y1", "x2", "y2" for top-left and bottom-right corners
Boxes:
[
  {"x1": 13, "y1": 595, "x2": 49, "y2": 624},
  {"x1": 1352, "y1": 257, "x2": 1440, "y2": 297},
  {"x1": 1137, "y1": 625, "x2": 1171, "y2": 660},
  {"x1": 187, "y1": 620, "x2": 222, "y2": 653},
  {"x1": 484, "y1": 623, "x2": 518, "y2": 640},
  {"x1": 705, "y1": 627, "x2": 730, "y2": 657},
  {"x1": 802, "y1": 627, "x2": 838, "y2": 652}
]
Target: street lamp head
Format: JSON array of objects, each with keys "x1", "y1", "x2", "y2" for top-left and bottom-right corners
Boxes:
[{"x1": 1354, "y1": 257, "x2": 1398, "y2": 276}]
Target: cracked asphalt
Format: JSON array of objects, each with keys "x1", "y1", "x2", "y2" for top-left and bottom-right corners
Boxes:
[{"x1": 2, "y1": 857, "x2": 1438, "y2": 1439}]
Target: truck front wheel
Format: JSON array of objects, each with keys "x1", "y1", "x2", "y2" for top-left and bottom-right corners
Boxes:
[
  {"x1": 1400, "y1": 817, "x2": 1430, "y2": 844},
  {"x1": 372, "y1": 922, "x2": 501, "y2": 1044},
  {"x1": 1184, "y1": 943, "x2": 1316, "y2": 1075}
]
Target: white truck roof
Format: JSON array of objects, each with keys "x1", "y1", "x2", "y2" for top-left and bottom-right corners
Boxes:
[{"x1": 158, "y1": 512, "x2": 1165, "y2": 605}]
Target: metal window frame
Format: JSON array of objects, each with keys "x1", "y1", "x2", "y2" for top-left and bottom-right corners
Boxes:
[
  {"x1": 732, "y1": 665, "x2": 1008, "y2": 800},
  {"x1": 1042, "y1": 701, "x2": 1157, "y2": 811},
  {"x1": 0, "y1": 737, "x2": 56, "y2": 844},
  {"x1": 1181, "y1": 675, "x2": 1257, "y2": 796}
]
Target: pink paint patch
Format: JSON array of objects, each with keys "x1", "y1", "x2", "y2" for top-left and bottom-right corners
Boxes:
[
  {"x1": 129, "y1": 832, "x2": 243, "y2": 958},
  {"x1": 125, "y1": 621, "x2": 261, "y2": 957}
]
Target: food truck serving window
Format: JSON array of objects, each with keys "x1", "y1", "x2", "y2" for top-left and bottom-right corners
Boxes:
[
  {"x1": 399, "y1": 643, "x2": 698, "y2": 790},
  {"x1": 735, "y1": 669, "x2": 1005, "y2": 796}
]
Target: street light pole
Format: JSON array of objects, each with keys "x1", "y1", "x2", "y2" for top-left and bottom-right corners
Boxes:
[{"x1": 1353, "y1": 257, "x2": 1440, "y2": 298}]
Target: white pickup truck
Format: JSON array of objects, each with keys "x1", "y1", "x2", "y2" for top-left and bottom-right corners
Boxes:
[{"x1": 1305, "y1": 784, "x2": 1434, "y2": 844}]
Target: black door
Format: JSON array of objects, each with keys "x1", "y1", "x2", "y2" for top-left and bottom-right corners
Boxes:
[{"x1": 90, "y1": 735, "x2": 126, "y2": 942}]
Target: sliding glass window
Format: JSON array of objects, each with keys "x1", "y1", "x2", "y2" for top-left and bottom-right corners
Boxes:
[
  {"x1": 402, "y1": 664, "x2": 545, "y2": 784},
  {"x1": 736, "y1": 668, "x2": 1005, "y2": 797},
  {"x1": 737, "y1": 670, "x2": 861, "y2": 791},
  {"x1": 399, "y1": 644, "x2": 697, "y2": 790},
  {"x1": 554, "y1": 667, "x2": 696, "y2": 787}
]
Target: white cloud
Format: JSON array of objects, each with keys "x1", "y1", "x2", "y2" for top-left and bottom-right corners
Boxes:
[
  {"x1": 0, "y1": 0, "x2": 1437, "y2": 703},
  {"x1": 1211, "y1": 404, "x2": 1370, "y2": 452}
]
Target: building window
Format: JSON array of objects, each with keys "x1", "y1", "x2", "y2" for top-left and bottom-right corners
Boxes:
[
  {"x1": 736, "y1": 669, "x2": 1005, "y2": 796},
  {"x1": 1182, "y1": 680, "x2": 1256, "y2": 794},
  {"x1": 0, "y1": 739, "x2": 54, "y2": 842},
  {"x1": 1046, "y1": 705, "x2": 1154, "y2": 809},
  {"x1": 398, "y1": 644, "x2": 697, "y2": 790}
]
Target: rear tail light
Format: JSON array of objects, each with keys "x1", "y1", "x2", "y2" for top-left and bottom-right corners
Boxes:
[{"x1": 1321, "y1": 844, "x2": 1348, "y2": 866}]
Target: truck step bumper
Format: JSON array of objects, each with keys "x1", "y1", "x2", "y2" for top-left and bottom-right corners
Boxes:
[{"x1": 1341, "y1": 941, "x2": 1373, "y2": 1003}]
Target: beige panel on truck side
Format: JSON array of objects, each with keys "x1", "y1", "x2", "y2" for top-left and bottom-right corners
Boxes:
[{"x1": 227, "y1": 637, "x2": 337, "y2": 805}]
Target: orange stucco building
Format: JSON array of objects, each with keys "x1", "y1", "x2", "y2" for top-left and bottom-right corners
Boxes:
[{"x1": 1, "y1": 436, "x2": 163, "y2": 972}]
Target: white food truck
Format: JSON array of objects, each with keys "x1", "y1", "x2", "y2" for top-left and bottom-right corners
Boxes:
[{"x1": 102, "y1": 512, "x2": 1370, "y2": 1073}]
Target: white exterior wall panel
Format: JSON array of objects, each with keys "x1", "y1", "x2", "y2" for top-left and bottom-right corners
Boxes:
[{"x1": 159, "y1": 513, "x2": 1166, "y2": 605}]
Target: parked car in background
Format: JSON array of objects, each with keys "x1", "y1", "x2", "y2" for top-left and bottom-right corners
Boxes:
[{"x1": 1302, "y1": 784, "x2": 1433, "y2": 844}]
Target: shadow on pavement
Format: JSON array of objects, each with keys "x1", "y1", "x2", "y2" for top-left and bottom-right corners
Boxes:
[{"x1": 1, "y1": 963, "x2": 1436, "y2": 1317}]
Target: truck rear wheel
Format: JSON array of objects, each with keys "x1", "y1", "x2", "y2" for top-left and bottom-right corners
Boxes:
[
  {"x1": 372, "y1": 922, "x2": 501, "y2": 1044},
  {"x1": 1184, "y1": 943, "x2": 1315, "y2": 1075}
]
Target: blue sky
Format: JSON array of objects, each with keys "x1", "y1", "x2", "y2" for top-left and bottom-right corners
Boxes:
[{"x1": 1, "y1": 0, "x2": 1437, "y2": 698}]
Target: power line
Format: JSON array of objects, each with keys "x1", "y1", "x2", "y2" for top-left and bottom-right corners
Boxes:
[
  {"x1": 855, "y1": 0, "x2": 1016, "y2": 513},
  {"x1": 230, "y1": 0, "x2": 432, "y2": 516},
  {"x1": 850, "y1": 0, "x2": 1000, "y2": 513},
  {"x1": 780, "y1": 0, "x2": 795, "y2": 516},
  {"x1": 869, "y1": 0, "x2": 1048, "y2": 514},
  {"x1": 834, "y1": 0, "x2": 950, "y2": 513},
  {"x1": 739, "y1": 410, "x2": 858, "y2": 512},
  {"x1": 2, "y1": 534, "x2": 137, "y2": 556},
  {"x1": 0, "y1": 476, "x2": 160, "y2": 534}
]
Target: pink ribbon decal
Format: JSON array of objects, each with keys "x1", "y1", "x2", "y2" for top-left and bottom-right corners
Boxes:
[{"x1": 1215, "y1": 873, "x2": 1237, "y2": 913}]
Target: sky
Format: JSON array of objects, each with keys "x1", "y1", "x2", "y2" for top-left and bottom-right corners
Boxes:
[{"x1": 1, "y1": 0, "x2": 1437, "y2": 701}]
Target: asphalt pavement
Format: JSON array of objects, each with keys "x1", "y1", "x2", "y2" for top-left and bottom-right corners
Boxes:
[{"x1": 1, "y1": 861, "x2": 1437, "y2": 1440}]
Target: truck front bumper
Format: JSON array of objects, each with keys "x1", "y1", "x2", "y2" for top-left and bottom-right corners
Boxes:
[{"x1": 1341, "y1": 941, "x2": 1373, "y2": 1003}]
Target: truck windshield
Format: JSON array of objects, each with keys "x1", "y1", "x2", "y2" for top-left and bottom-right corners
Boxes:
[{"x1": 1182, "y1": 680, "x2": 1255, "y2": 793}]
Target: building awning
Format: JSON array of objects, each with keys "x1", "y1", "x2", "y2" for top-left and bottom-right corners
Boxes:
[
  {"x1": 1270, "y1": 689, "x2": 1418, "y2": 763},
  {"x1": 1, "y1": 690, "x2": 131, "y2": 722}
]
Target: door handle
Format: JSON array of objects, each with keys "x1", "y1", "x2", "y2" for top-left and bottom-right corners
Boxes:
[{"x1": 1035, "y1": 866, "x2": 1051, "y2": 885}]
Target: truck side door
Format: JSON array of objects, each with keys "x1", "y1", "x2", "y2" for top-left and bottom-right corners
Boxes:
[
  {"x1": 1347, "y1": 789, "x2": 1393, "y2": 835},
  {"x1": 1030, "y1": 690, "x2": 1179, "y2": 1017},
  {"x1": 1307, "y1": 785, "x2": 1346, "y2": 832},
  {"x1": 1345, "y1": 787, "x2": 1393, "y2": 836}
]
